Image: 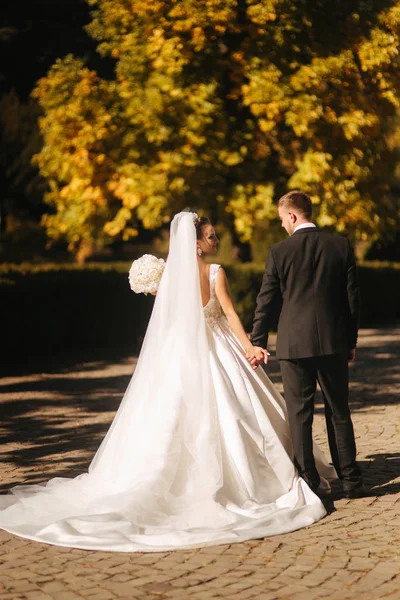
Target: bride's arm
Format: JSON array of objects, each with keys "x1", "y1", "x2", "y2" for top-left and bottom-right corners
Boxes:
[{"x1": 215, "y1": 268, "x2": 268, "y2": 365}]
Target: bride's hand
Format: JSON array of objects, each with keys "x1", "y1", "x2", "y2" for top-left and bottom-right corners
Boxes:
[{"x1": 245, "y1": 346, "x2": 270, "y2": 369}]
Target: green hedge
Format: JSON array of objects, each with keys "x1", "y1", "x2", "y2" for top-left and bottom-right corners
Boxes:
[
  {"x1": 0, "y1": 263, "x2": 154, "y2": 365},
  {"x1": 1, "y1": 260, "x2": 399, "y2": 364},
  {"x1": 225, "y1": 260, "x2": 400, "y2": 331}
]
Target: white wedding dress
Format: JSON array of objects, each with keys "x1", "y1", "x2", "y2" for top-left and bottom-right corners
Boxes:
[{"x1": 0, "y1": 213, "x2": 335, "y2": 552}]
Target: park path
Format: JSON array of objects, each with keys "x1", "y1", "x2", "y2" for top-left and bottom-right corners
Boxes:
[{"x1": 1, "y1": 328, "x2": 400, "y2": 600}]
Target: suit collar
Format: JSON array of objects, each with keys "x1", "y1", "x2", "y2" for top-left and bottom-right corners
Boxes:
[{"x1": 293, "y1": 225, "x2": 320, "y2": 235}]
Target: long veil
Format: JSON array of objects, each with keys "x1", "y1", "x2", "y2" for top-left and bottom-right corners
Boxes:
[
  {"x1": 0, "y1": 212, "x2": 224, "y2": 549},
  {"x1": 88, "y1": 211, "x2": 223, "y2": 501}
]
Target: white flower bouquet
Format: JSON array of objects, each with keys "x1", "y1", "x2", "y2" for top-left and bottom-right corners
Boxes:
[{"x1": 128, "y1": 254, "x2": 165, "y2": 295}]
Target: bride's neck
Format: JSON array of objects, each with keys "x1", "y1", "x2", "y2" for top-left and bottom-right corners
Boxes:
[{"x1": 197, "y1": 256, "x2": 208, "y2": 269}]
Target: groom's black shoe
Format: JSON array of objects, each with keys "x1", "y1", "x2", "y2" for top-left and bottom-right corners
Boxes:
[
  {"x1": 314, "y1": 486, "x2": 332, "y2": 501},
  {"x1": 343, "y1": 482, "x2": 366, "y2": 499},
  {"x1": 309, "y1": 484, "x2": 335, "y2": 514},
  {"x1": 308, "y1": 481, "x2": 332, "y2": 501}
]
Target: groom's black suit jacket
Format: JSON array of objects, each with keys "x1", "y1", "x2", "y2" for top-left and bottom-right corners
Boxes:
[{"x1": 251, "y1": 226, "x2": 360, "y2": 359}]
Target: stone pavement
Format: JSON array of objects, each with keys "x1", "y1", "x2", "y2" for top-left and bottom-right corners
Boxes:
[{"x1": 1, "y1": 328, "x2": 400, "y2": 600}]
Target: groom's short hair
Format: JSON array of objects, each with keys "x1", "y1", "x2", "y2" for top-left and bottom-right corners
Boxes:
[{"x1": 278, "y1": 190, "x2": 312, "y2": 219}]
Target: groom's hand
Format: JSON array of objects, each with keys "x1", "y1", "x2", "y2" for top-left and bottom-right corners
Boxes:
[
  {"x1": 246, "y1": 346, "x2": 270, "y2": 369},
  {"x1": 348, "y1": 348, "x2": 356, "y2": 362}
]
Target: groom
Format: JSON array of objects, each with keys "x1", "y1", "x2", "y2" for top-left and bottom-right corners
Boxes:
[{"x1": 250, "y1": 190, "x2": 363, "y2": 499}]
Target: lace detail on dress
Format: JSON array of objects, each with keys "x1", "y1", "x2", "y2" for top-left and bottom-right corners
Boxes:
[{"x1": 204, "y1": 264, "x2": 223, "y2": 330}]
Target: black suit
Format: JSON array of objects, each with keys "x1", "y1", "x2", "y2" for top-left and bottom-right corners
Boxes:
[{"x1": 252, "y1": 226, "x2": 362, "y2": 491}]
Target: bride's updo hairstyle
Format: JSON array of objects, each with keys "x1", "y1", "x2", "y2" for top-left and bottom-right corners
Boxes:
[{"x1": 194, "y1": 216, "x2": 211, "y2": 240}]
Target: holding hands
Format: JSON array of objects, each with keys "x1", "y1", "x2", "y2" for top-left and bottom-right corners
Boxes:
[{"x1": 245, "y1": 345, "x2": 270, "y2": 370}]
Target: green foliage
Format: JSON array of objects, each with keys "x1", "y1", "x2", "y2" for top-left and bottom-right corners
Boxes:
[
  {"x1": 1, "y1": 262, "x2": 154, "y2": 364},
  {"x1": 2, "y1": 259, "x2": 399, "y2": 364},
  {"x1": 0, "y1": 91, "x2": 45, "y2": 226},
  {"x1": 226, "y1": 260, "x2": 400, "y2": 330},
  {"x1": 33, "y1": 0, "x2": 400, "y2": 259}
]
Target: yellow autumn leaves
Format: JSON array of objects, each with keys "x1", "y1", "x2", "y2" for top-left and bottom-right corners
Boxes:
[{"x1": 33, "y1": 0, "x2": 400, "y2": 259}]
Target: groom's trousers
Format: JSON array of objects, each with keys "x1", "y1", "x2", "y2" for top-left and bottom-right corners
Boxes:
[{"x1": 279, "y1": 352, "x2": 362, "y2": 491}]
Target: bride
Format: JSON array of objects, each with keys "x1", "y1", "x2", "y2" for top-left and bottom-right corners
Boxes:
[{"x1": 0, "y1": 212, "x2": 335, "y2": 552}]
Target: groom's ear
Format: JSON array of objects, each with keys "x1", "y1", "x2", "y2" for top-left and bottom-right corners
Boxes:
[{"x1": 288, "y1": 211, "x2": 297, "y2": 223}]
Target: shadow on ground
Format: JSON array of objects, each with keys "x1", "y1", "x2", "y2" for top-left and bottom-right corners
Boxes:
[
  {"x1": 326, "y1": 453, "x2": 400, "y2": 501},
  {"x1": 0, "y1": 347, "x2": 137, "y2": 490},
  {"x1": 1, "y1": 328, "x2": 399, "y2": 494}
]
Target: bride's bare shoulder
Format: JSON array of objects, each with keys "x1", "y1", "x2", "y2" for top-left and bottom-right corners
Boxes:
[{"x1": 215, "y1": 266, "x2": 228, "y2": 288}]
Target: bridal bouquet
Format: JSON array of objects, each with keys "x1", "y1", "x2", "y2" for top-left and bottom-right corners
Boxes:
[{"x1": 128, "y1": 254, "x2": 165, "y2": 295}]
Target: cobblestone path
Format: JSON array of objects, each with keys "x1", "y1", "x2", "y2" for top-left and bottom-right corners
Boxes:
[{"x1": 1, "y1": 328, "x2": 400, "y2": 600}]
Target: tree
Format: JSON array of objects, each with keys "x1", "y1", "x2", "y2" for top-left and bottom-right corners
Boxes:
[
  {"x1": 0, "y1": 91, "x2": 45, "y2": 240},
  {"x1": 33, "y1": 0, "x2": 400, "y2": 260},
  {"x1": 0, "y1": 0, "x2": 104, "y2": 259}
]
